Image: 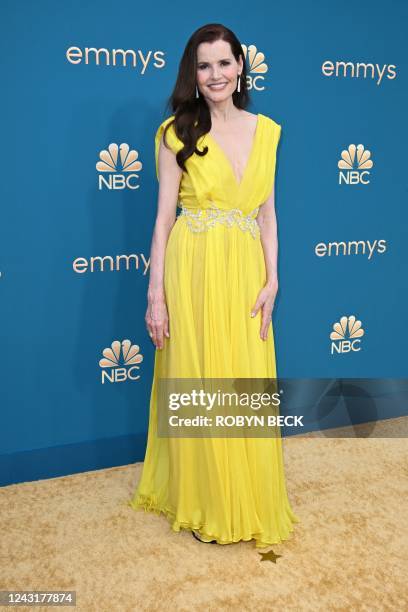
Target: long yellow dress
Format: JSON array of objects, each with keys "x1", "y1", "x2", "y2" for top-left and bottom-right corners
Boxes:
[{"x1": 128, "y1": 112, "x2": 300, "y2": 547}]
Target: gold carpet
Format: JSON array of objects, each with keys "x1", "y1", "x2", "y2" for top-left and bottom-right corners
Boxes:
[{"x1": 1, "y1": 418, "x2": 407, "y2": 611}]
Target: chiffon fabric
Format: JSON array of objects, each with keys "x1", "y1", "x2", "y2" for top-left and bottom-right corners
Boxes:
[{"x1": 128, "y1": 112, "x2": 300, "y2": 547}]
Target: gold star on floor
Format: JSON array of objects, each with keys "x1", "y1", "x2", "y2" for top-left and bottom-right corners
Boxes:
[{"x1": 258, "y1": 549, "x2": 282, "y2": 563}]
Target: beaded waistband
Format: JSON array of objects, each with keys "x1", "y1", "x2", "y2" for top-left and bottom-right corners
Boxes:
[{"x1": 178, "y1": 203, "x2": 260, "y2": 239}]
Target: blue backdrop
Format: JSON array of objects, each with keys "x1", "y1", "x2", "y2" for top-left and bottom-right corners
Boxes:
[{"x1": 1, "y1": 0, "x2": 407, "y2": 485}]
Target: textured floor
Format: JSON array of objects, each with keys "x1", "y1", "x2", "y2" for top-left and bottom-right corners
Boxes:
[{"x1": 1, "y1": 418, "x2": 407, "y2": 611}]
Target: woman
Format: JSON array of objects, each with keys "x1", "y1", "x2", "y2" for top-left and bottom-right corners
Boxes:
[{"x1": 128, "y1": 23, "x2": 300, "y2": 548}]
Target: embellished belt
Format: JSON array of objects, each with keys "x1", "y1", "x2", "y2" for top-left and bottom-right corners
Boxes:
[{"x1": 178, "y1": 203, "x2": 260, "y2": 239}]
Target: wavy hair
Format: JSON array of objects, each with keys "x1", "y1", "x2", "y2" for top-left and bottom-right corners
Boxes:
[{"x1": 161, "y1": 23, "x2": 251, "y2": 171}]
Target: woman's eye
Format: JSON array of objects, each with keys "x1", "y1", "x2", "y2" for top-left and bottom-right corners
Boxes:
[{"x1": 198, "y1": 61, "x2": 231, "y2": 70}]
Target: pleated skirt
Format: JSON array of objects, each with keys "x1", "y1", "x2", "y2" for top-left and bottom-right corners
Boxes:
[{"x1": 128, "y1": 214, "x2": 300, "y2": 547}]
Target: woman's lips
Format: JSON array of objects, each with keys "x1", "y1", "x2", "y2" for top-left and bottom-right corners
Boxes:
[{"x1": 208, "y1": 83, "x2": 228, "y2": 90}]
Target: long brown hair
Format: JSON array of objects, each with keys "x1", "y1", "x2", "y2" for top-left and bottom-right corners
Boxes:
[{"x1": 162, "y1": 23, "x2": 251, "y2": 171}]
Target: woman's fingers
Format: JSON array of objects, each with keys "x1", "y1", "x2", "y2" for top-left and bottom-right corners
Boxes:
[
  {"x1": 260, "y1": 304, "x2": 274, "y2": 340},
  {"x1": 153, "y1": 322, "x2": 165, "y2": 349},
  {"x1": 164, "y1": 318, "x2": 170, "y2": 338},
  {"x1": 147, "y1": 321, "x2": 163, "y2": 349},
  {"x1": 145, "y1": 305, "x2": 169, "y2": 350}
]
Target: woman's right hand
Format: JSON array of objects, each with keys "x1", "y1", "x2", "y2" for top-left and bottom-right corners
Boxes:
[{"x1": 145, "y1": 293, "x2": 170, "y2": 350}]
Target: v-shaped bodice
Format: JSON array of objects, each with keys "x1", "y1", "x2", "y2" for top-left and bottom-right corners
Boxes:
[
  {"x1": 204, "y1": 113, "x2": 261, "y2": 189},
  {"x1": 154, "y1": 112, "x2": 282, "y2": 216}
]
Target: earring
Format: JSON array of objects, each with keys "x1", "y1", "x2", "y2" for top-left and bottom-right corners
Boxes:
[
  {"x1": 237, "y1": 74, "x2": 241, "y2": 93},
  {"x1": 196, "y1": 85, "x2": 199, "y2": 98}
]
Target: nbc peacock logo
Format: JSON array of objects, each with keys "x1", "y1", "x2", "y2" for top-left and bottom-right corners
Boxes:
[
  {"x1": 241, "y1": 44, "x2": 268, "y2": 91},
  {"x1": 338, "y1": 144, "x2": 373, "y2": 185},
  {"x1": 96, "y1": 143, "x2": 143, "y2": 190},
  {"x1": 99, "y1": 339, "x2": 143, "y2": 383},
  {"x1": 330, "y1": 315, "x2": 365, "y2": 354}
]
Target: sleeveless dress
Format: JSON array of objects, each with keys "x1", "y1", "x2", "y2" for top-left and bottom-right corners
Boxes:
[{"x1": 127, "y1": 112, "x2": 300, "y2": 547}]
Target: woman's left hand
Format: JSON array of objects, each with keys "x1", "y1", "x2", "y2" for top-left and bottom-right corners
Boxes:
[{"x1": 250, "y1": 278, "x2": 278, "y2": 341}]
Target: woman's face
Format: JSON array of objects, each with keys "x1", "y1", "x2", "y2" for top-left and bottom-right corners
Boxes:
[{"x1": 196, "y1": 39, "x2": 243, "y2": 103}]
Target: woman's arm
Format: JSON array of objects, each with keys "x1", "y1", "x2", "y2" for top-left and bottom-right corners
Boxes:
[
  {"x1": 256, "y1": 183, "x2": 278, "y2": 287},
  {"x1": 146, "y1": 133, "x2": 182, "y2": 349},
  {"x1": 251, "y1": 185, "x2": 279, "y2": 340}
]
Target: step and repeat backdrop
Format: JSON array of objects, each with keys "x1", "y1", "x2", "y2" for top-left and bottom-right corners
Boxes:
[{"x1": 1, "y1": 1, "x2": 407, "y2": 485}]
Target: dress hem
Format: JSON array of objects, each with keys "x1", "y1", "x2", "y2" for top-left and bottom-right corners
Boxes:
[{"x1": 126, "y1": 492, "x2": 301, "y2": 549}]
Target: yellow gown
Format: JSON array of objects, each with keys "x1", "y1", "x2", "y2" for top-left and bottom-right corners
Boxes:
[{"x1": 128, "y1": 112, "x2": 300, "y2": 547}]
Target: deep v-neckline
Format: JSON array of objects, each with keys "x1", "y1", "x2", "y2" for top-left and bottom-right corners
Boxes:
[{"x1": 205, "y1": 113, "x2": 262, "y2": 189}]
